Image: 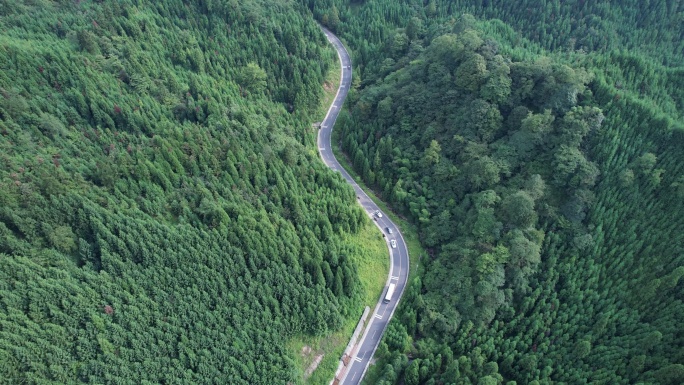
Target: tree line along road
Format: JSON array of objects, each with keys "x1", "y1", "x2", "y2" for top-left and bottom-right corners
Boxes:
[{"x1": 317, "y1": 26, "x2": 411, "y2": 385}]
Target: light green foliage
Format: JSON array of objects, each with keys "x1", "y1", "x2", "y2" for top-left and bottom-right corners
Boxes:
[
  {"x1": 475, "y1": 245, "x2": 509, "y2": 278},
  {"x1": 404, "y1": 359, "x2": 421, "y2": 385},
  {"x1": 239, "y1": 62, "x2": 268, "y2": 94},
  {"x1": 0, "y1": 1, "x2": 366, "y2": 384},
  {"x1": 422, "y1": 140, "x2": 441, "y2": 167},
  {"x1": 524, "y1": 174, "x2": 547, "y2": 200},
  {"x1": 384, "y1": 320, "x2": 411, "y2": 352}
]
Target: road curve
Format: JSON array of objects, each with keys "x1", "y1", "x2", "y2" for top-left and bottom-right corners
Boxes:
[{"x1": 317, "y1": 27, "x2": 411, "y2": 385}]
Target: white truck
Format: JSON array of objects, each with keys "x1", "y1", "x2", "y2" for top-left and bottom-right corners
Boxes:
[{"x1": 383, "y1": 283, "x2": 396, "y2": 303}]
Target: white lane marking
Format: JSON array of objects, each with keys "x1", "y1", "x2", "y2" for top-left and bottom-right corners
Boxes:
[
  {"x1": 372, "y1": 329, "x2": 377, "y2": 339},
  {"x1": 391, "y1": 276, "x2": 399, "y2": 280},
  {"x1": 351, "y1": 371, "x2": 359, "y2": 381},
  {"x1": 374, "y1": 314, "x2": 382, "y2": 320},
  {"x1": 354, "y1": 357, "x2": 362, "y2": 362}
]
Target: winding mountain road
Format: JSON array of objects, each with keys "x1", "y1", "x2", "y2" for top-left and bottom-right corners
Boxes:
[{"x1": 317, "y1": 27, "x2": 411, "y2": 385}]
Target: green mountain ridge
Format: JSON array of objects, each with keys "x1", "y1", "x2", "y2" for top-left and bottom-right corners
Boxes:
[
  {"x1": 1, "y1": 0, "x2": 683, "y2": 384},
  {"x1": 0, "y1": 1, "x2": 369, "y2": 383},
  {"x1": 307, "y1": 0, "x2": 683, "y2": 384}
]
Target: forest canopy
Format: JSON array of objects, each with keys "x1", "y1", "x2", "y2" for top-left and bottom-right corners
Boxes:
[
  {"x1": 307, "y1": 0, "x2": 684, "y2": 384},
  {"x1": 0, "y1": 0, "x2": 369, "y2": 384},
  {"x1": 2, "y1": 0, "x2": 683, "y2": 384}
]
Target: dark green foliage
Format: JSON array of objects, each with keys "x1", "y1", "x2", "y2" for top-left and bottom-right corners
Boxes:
[
  {"x1": 0, "y1": 0, "x2": 367, "y2": 384},
  {"x1": 309, "y1": 1, "x2": 684, "y2": 385},
  {"x1": 340, "y1": 27, "x2": 599, "y2": 329}
]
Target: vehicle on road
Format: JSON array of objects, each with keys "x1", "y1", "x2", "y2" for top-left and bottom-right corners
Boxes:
[
  {"x1": 383, "y1": 283, "x2": 396, "y2": 303},
  {"x1": 319, "y1": 27, "x2": 410, "y2": 385}
]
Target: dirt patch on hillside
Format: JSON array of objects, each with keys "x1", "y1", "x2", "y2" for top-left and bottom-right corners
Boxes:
[
  {"x1": 305, "y1": 354, "x2": 324, "y2": 378},
  {"x1": 323, "y1": 81, "x2": 335, "y2": 93},
  {"x1": 301, "y1": 345, "x2": 324, "y2": 379}
]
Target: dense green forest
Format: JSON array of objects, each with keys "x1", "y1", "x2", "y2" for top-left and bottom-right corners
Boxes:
[
  {"x1": 307, "y1": 0, "x2": 684, "y2": 384},
  {"x1": 2, "y1": 0, "x2": 683, "y2": 384},
  {"x1": 0, "y1": 1, "x2": 373, "y2": 383}
]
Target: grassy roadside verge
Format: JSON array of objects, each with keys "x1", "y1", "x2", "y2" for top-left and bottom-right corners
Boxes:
[
  {"x1": 288, "y1": 50, "x2": 389, "y2": 385},
  {"x1": 314, "y1": 58, "x2": 341, "y2": 124},
  {"x1": 314, "y1": 36, "x2": 425, "y2": 279},
  {"x1": 330, "y1": 126, "x2": 425, "y2": 281},
  {"x1": 289, "y1": 222, "x2": 389, "y2": 385},
  {"x1": 329, "y1": 104, "x2": 427, "y2": 385}
]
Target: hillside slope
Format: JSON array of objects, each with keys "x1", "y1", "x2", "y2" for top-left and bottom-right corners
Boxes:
[
  {"x1": 307, "y1": 0, "x2": 684, "y2": 384},
  {"x1": 0, "y1": 1, "x2": 368, "y2": 383}
]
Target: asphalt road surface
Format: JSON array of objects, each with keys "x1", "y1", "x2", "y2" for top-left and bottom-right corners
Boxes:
[{"x1": 318, "y1": 27, "x2": 411, "y2": 385}]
